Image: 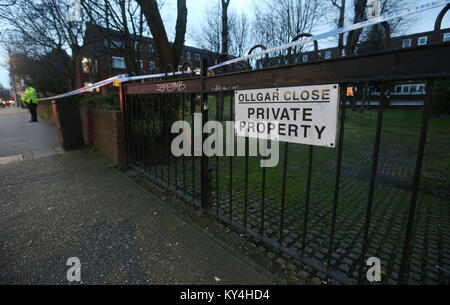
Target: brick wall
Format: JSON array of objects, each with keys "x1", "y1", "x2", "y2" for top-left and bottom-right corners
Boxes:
[
  {"x1": 79, "y1": 108, "x2": 125, "y2": 168},
  {"x1": 37, "y1": 103, "x2": 125, "y2": 168},
  {"x1": 37, "y1": 101, "x2": 55, "y2": 124}
]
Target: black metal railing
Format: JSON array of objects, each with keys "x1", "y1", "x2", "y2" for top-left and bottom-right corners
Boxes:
[{"x1": 120, "y1": 7, "x2": 450, "y2": 285}]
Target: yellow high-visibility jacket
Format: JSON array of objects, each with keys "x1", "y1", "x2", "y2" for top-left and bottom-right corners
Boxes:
[{"x1": 21, "y1": 87, "x2": 38, "y2": 104}]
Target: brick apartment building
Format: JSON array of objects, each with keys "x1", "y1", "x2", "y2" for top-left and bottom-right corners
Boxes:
[
  {"x1": 256, "y1": 28, "x2": 450, "y2": 68},
  {"x1": 75, "y1": 23, "x2": 220, "y2": 90}
]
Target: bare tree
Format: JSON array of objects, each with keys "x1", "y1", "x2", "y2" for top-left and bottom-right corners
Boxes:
[
  {"x1": 136, "y1": 0, "x2": 187, "y2": 70},
  {"x1": 82, "y1": 0, "x2": 147, "y2": 77},
  {"x1": 0, "y1": 0, "x2": 90, "y2": 90},
  {"x1": 196, "y1": 2, "x2": 222, "y2": 54},
  {"x1": 221, "y1": 0, "x2": 231, "y2": 54},
  {"x1": 252, "y1": 0, "x2": 326, "y2": 65},
  {"x1": 332, "y1": 0, "x2": 346, "y2": 54},
  {"x1": 229, "y1": 13, "x2": 251, "y2": 57},
  {"x1": 196, "y1": 1, "x2": 250, "y2": 58},
  {"x1": 346, "y1": 0, "x2": 410, "y2": 55}
]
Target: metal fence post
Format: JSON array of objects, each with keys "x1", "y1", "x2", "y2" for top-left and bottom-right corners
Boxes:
[
  {"x1": 119, "y1": 82, "x2": 129, "y2": 170},
  {"x1": 398, "y1": 79, "x2": 434, "y2": 284},
  {"x1": 200, "y1": 58, "x2": 211, "y2": 210}
]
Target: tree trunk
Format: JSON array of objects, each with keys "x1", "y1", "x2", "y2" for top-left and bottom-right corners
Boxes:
[
  {"x1": 221, "y1": 0, "x2": 230, "y2": 55},
  {"x1": 136, "y1": 0, "x2": 187, "y2": 70},
  {"x1": 217, "y1": 0, "x2": 231, "y2": 122},
  {"x1": 337, "y1": 0, "x2": 346, "y2": 54},
  {"x1": 346, "y1": 0, "x2": 368, "y2": 55}
]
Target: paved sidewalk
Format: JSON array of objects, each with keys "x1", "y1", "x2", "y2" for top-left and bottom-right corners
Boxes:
[
  {"x1": 0, "y1": 107, "x2": 61, "y2": 161},
  {"x1": 0, "y1": 149, "x2": 276, "y2": 284}
]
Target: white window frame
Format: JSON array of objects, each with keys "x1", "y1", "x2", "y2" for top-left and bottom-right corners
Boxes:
[
  {"x1": 443, "y1": 33, "x2": 450, "y2": 42},
  {"x1": 195, "y1": 53, "x2": 200, "y2": 61},
  {"x1": 342, "y1": 49, "x2": 346, "y2": 57},
  {"x1": 402, "y1": 38, "x2": 412, "y2": 48},
  {"x1": 325, "y1": 51, "x2": 331, "y2": 59},
  {"x1": 302, "y1": 55, "x2": 308, "y2": 62},
  {"x1": 112, "y1": 56, "x2": 126, "y2": 69},
  {"x1": 186, "y1": 51, "x2": 191, "y2": 60},
  {"x1": 149, "y1": 61, "x2": 155, "y2": 70},
  {"x1": 417, "y1": 36, "x2": 427, "y2": 46}
]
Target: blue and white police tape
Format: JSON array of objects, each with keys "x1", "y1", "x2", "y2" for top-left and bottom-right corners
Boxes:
[
  {"x1": 39, "y1": 0, "x2": 449, "y2": 99},
  {"x1": 38, "y1": 74, "x2": 128, "y2": 101},
  {"x1": 208, "y1": 0, "x2": 450, "y2": 71}
]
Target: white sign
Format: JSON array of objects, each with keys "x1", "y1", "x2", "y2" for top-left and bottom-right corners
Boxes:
[{"x1": 235, "y1": 84, "x2": 339, "y2": 148}]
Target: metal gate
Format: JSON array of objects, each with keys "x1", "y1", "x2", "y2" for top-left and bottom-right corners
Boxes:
[{"x1": 120, "y1": 22, "x2": 450, "y2": 284}]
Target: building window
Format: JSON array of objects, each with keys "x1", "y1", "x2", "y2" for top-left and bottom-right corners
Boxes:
[
  {"x1": 395, "y1": 86, "x2": 401, "y2": 93},
  {"x1": 402, "y1": 85, "x2": 409, "y2": 93},
  {"x1": 149, "y1": 61, "x2": 155, "y2": 70},
  {"x1": 112, "y1": 56, "x2": 126, "y2": 69},
  {"x1": 186, "y1": 51, "x2": 191, "y2": 60},
  {"x1": 195, "y1": 53, "x2": 200, "y2": 61},
  {"x1": 410, "y1": 85, "x2": 417, "y2": 93},
  {"x1": 417, "y1": 36, "x2": 427, "y2": 46},
  {"x1": 302, "y1": 55, "x2": 308, "y2": 62},
  {"x1": 317, "y1": 52, "x2": 321, "y2": 59},
  {"x1": 402, "y1": 38, "x2": 411, "y2": 48},
  {"x1": 81, "y1": 57, "x2": 91, "y2": 73},
  {"x1": 342, "y1": 49, "x2": 346, "y2": 57},
  {"x1": 443, "y1": 33, "x2": 450, "y2": 42},
  {"x1": 149, "y1": 44, "x2": 155, "y2": 53},
  {"x1": 108, "y1": 40, "x2": 124, "y2": 49},
  {"x1": 418, "y1": 85, "x2": 425, "y2": 93},
  {"x1": 140, "y1": 60, "x2": 144, "y2": 69},
  {"x1": 325, "y1": 51, "x2": 331, "y2": 59}
]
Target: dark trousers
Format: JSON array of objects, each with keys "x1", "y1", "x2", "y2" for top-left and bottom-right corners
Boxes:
[{"x1": 28, "y1": 103, "x2": 38, "y2": 122}]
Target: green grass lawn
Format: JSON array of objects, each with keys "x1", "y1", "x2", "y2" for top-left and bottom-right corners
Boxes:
[{"x1": 128, "y1": 93, "x2": 450, "y2": 284}]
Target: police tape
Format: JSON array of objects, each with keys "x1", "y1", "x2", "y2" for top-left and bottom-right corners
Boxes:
[
  {"x1": 123, "y1": 69, "x2": 200, "y2": 82},
  {"x1": 38, "y1": 74, "x2": 128, "y2": 101},
  {"x1": 39, "y1": 0, "x2": 449, "y2": 100},
  {"x1": 208, "y1": 0, "x2": 450, "y2": 70}
]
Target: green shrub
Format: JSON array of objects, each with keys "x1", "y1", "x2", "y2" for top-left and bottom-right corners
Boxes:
[{"x1": 79, "y1": 92, "x2": 120, "y2": 110}]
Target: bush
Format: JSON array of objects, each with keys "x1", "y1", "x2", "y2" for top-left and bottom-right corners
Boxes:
[{"x1": 79, "y1": 92, "x2": 120, "y2": 110}]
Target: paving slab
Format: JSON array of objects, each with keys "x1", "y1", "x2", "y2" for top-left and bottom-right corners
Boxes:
[
  {"x1": 0, "y1": 107, "x2": 61, "y2": 161},
  {"x1": 0, "y1": 150, "x2": 276, "y2": 285}
]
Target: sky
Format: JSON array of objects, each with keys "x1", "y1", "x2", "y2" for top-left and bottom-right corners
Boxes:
[{"x1": 0, "y1": 0, "x2": 449, "y2": 90}]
